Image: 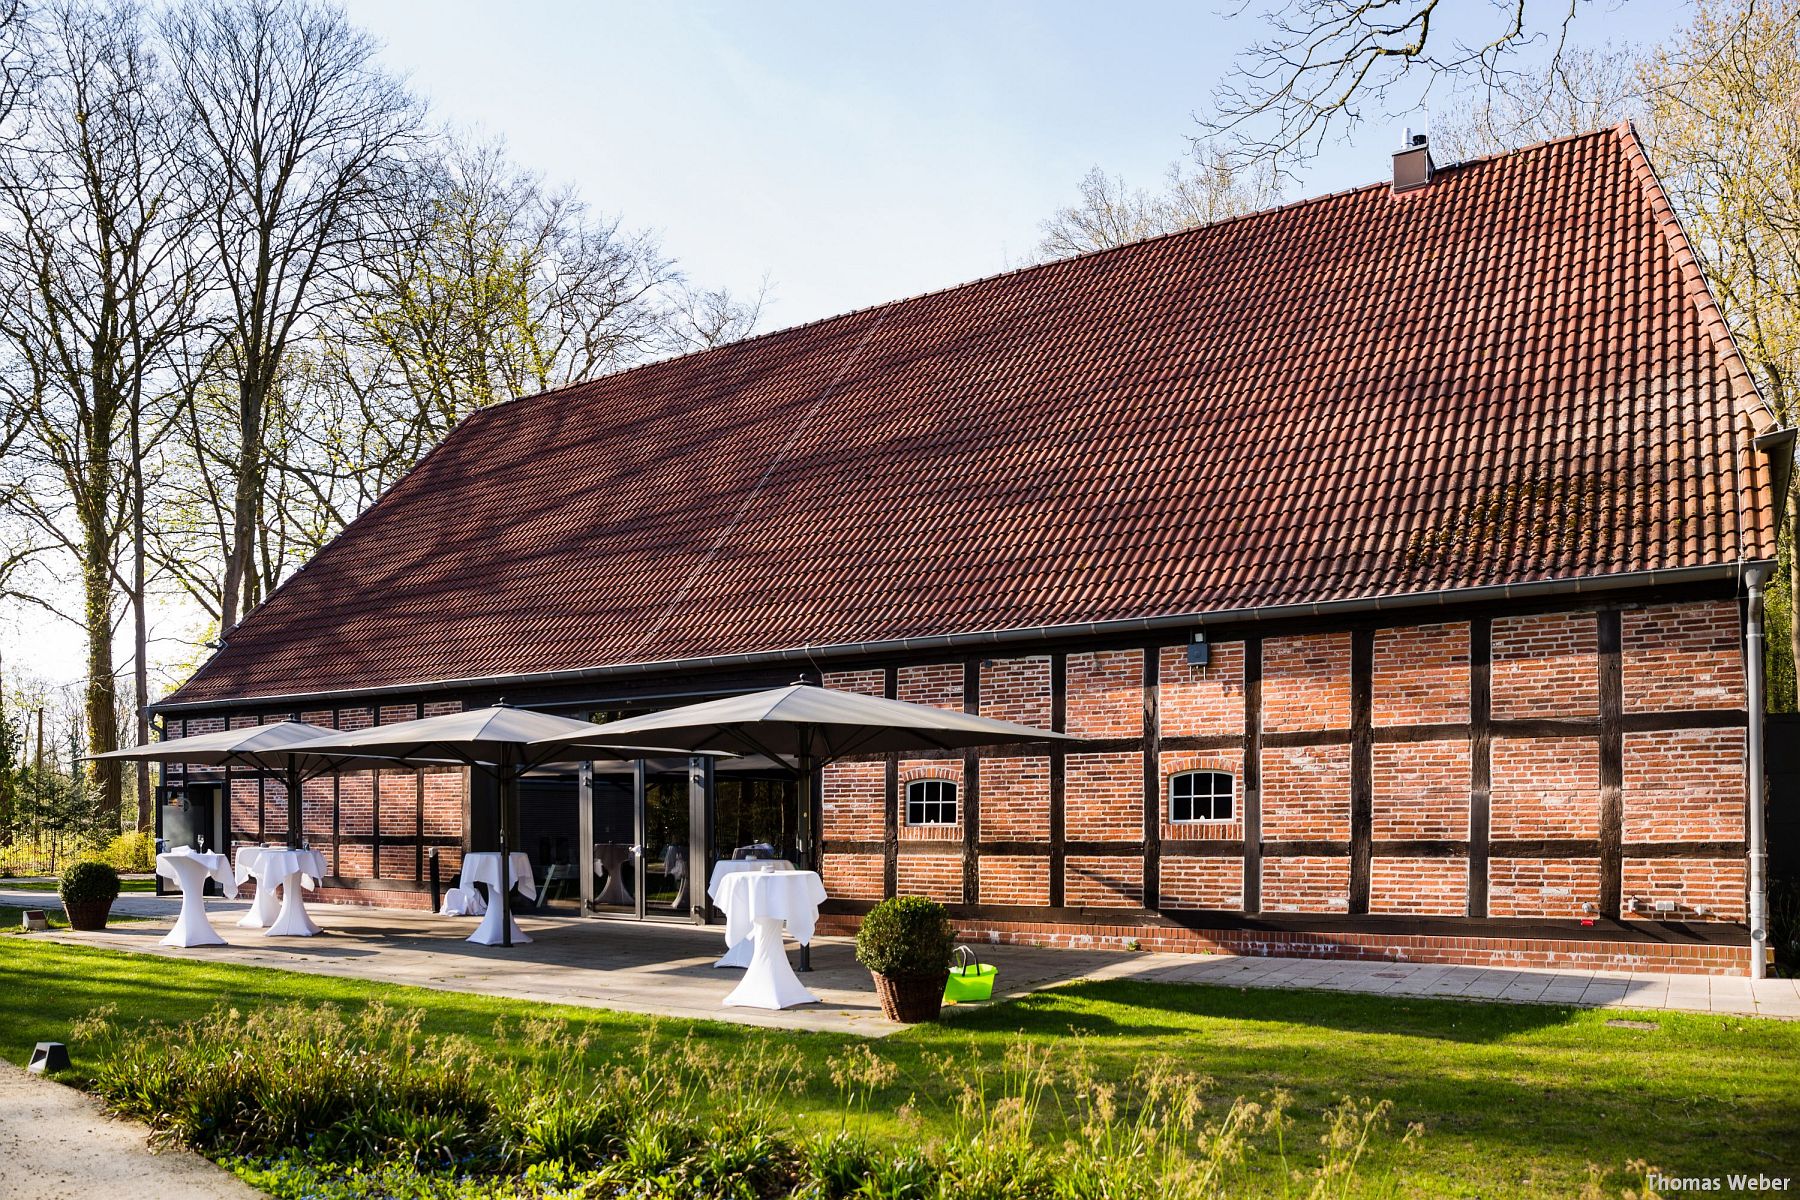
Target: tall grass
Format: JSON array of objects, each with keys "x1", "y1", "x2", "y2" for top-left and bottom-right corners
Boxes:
[{"x1": 74, "y1": 1002, "x2": 1423, "y2": 1198}]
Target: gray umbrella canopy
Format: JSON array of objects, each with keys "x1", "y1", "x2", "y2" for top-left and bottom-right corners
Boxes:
[
  {"x1": 581, "y1": 684, "x2": 1070, "y2": 760},
  {"x1": 292, "y1": 705, "x2": 685, "y2": 772},
  {"x1": 91, "y1": 720, "x2": 337, "y2": 770},
  {"x1": 89, "y1": 721, "x2": 441, "y2": 852}
]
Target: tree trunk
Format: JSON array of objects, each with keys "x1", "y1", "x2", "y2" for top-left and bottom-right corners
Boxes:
[
  {"x1": 81, "y1": 525, "x2": 120, "y2": 828},
  {"x1": 132, "y1": 410, "x2": 151, "y2": 832},
  {"x1": 222, "y1": 372, "x2": 266, "y2": 631}
]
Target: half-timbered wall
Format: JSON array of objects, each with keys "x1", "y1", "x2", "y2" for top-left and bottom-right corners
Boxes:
[{"x1": 815, "y1": 596, "x2": 1752, "y2": 971}]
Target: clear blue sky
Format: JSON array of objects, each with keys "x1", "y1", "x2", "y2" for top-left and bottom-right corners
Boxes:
[{"x1": 342, "y1": 0, "x2": 1685, "y2": 332}]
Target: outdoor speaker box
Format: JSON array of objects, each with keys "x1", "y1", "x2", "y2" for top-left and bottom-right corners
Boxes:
[
  {"x1": 21, "y1": 909, "x2": 47, "y2": 932},
  {"x1": 28, "y1": 1042, "x2": 70, "y2": 1074}
]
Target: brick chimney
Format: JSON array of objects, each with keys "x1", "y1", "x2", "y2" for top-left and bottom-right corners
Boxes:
[{"x1": 1392, "y1": 131, "x2": 1434, "y2": 193}]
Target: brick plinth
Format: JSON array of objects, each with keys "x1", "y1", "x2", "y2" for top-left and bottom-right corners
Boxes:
[{"x1": 815, "y1": 915, "x2": 1752, "y2": 975}]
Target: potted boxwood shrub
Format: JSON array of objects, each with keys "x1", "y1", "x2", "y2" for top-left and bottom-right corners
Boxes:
[
  {"x1": 855, "y1": 895, "x2": 955, "y2": 1023},
  {"x1": 59, "y1": 861, "x2": 121, "y2": 931}
]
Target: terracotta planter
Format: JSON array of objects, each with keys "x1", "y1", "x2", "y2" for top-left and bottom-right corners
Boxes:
[
  {"x1": 62, "y1": 899, "x2": 112, "y2": 931},
  {"x1": 872, "y1": 970, "x2": 949, "y2": 1023}
]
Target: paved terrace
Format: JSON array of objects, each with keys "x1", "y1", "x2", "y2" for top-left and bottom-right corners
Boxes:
[{"x1": 7, "y1": 887, "x2": 1798, "y2": 1031}]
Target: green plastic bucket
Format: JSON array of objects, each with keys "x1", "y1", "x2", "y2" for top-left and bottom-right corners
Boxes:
[{"x1": 943, "y1": 947, "x2": 998, "y2": 1003}]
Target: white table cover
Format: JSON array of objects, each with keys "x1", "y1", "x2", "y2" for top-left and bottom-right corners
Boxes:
[
  {"x1": 714, "y1": 868, "x2": 826, "y2": 1009},
  {"x1": 439, "y1": 885, "x2": 486, "y2": 917},
  {"x1": 253, "y1": 848, "x2": 327, "y2": 937},
  {"x1": 155, "y1": 850, "x2": 237, "y2": 948},
  {"x1": 593, "y1": 843, "x2": 634, "y2": 905},
  {"x1": 459, "y1": 851, "x2": 535, "y2": 945},
  {"x1": 706, "y1": 859, "x2": 793, "y2": 967},
  {"x1": 233, "y1": 846, "x2": 282, "y2": 929}
]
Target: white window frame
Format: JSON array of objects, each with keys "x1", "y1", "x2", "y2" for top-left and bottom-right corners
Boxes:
[
  {"x1": 1168, "y1": 769, "x2": 1235, "y2": 824},
  {"x1": 904, "y1": 778, "x2": 959, "y2": 827}
]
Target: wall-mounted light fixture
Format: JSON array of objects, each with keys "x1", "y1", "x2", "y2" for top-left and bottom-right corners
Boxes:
[{"x1": 1186, "y1": 628, "x2": 1210, "y2": 667}]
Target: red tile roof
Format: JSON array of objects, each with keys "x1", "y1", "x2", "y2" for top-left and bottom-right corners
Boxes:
[{"x1": 166, "y1": 125, "x2": 1782, "y2": 706}]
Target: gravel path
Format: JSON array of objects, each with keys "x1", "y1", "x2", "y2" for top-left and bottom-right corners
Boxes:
[{"x1": 0, "y1": 1061, "x2": 262, "y2": 1198}]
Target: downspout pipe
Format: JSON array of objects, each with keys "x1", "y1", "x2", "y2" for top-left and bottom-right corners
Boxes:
[{"x1": 1745, "y1": 563, "x2": 1772, "y2": 981}]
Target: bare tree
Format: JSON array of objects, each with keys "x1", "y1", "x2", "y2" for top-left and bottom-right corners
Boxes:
[
  {"x1": 1209, "y1": 0, "x2": 1589, "y2": 167},
  {"x1": 0, "y1": 0, "x2": 208, "y2": 827},
  {"x1": 160, "y1": 0, "x2": 419, "y2": 632},
  {"x1": 1430, "y1": 43, "x2": 1643, "y2": 158},
  {"x1": 1038, "y1": 146, "x2": 1283, "y2": 259},
  {"x1": 659, "y1": 276, "x2": 766, "y2": 356}
]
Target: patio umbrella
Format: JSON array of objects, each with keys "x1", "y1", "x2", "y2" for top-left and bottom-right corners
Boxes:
[
  {"x1": 91, "y1": 721, "x2": 370, "y2": 852},
  {"x1": 583, "y1": 684, "x2": 1072, "y2": 967},
  {"x1": 294, "y1": 705, "x2": 693, "y2": 946}
]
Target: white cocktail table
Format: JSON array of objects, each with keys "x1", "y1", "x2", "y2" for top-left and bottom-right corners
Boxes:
[
  {"x1": 254, "y1": 848, "x2": 328, "y2": 936},
  {"x1": 715, "y1": 868, "x2": 826, "y2": 1009},
  {"x1": 593, "y1": 843, "x2": 634, "y2": 905},
  {"x1": 706, "y1": 858, "x2": 793, "y2": 967},
  {"x1": 459, "y1": 851, "x2": 535, "y2": 945},
  {"x1": 155, "y1": 849, "x2": 237, "y2": 948},
  {"x1": 233, "y1": 845, "x2": 284, "y2": 929}
]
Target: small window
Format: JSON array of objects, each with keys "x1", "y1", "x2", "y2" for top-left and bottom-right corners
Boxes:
[
  {"x1": 1169, "y1": 770, "x2": 1234, "y2": 823},
  {"x1": 905, "y1": 779, "x2": 958, "y2": 826}
]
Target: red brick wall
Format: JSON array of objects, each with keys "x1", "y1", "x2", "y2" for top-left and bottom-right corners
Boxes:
[
  {"x1": 1369, "y1": 857, "x2": 1469, "y2": 916},
  {"x1": 978, "y1": 756, "x2": 1050, "y2": 841},
  {"x1": 1372, "y1": 622, "x2": 1471, "y2": 726},
  {"x1": 896, "y1": 852, "x2": 963, "y2": 902},
  {"x1": 1066, "y1": 649, "x2": 1143, "y2": 737},
  {"x1": 1158, "y1": 642, "x2": 1245, "y2": 737},
  {"x1": 979, "y1": 855, "x2": 1049, "y2": 906},
  {"x1": 1159, "y1": 857, "x2": 1245, "y2": 910},
  {"x1": 821, "y1": 761, "x2": 884, "y2": 840},
  {"x1": 1622, "y1": 600, "x2": 1744, "y2": 713},
  {"x1": 1158, "y1": 749, "x2": 1245, "y2": 841},
  {"x1": 1490, "y1": 737, "x2": 1600, "y2": 838},
  {"x1": 897, "y1": 663, "x2": 962, "y2": 711},
  {"x1": 823, "y1": 668, "x2": 885, "y2": 697},
  {"x1": 1262, "y1": 856, "x2": 1350, "y2": 912},
  {"x1": 1488, "y1": 858, "x2": 1601, "y2": 918},
  {"x1": 1622, "y1": 858, "x2": 1746, "y2": 921},
  {"x1": 1622, "y1": 728, "x2": 1746, "y2": 842},
  {"x1": 1064, "y1": 751, "x2": 1143, "y2": 841},
  {"x1": 423, "y1": 769, "x2": 463, "y2": 840},
  {"x1": 302, "y1": 776, "x2": 333, "y2": 845},
  {"x1": 821, "y1": 851, "x2": 883, "y2": 899},
  {"x1": 1065, "y1": 855, "x2": 1143, "y2": 907},
  {"x1": 979, "y1": 656, "x2": 1051, "y2": 726},
  {"x1": 1492, "y1": 611, "x2": 1598, "y2": 718},
  {"x1": 1371, "y1": 742, "x2": 1470, "y2": 839},
  {"x1": 1262, "y1": 633, "x2": 1352, "y2": 732},
  {"x1": 1261, "y1": 744, "x2": 1351, "y2": 840},
  {"x1": 379, "y1": 771, "x2": 418, "y2": 842},
  {"x1": 338, "y1": 771, "x2": 374, "y2": 838}
]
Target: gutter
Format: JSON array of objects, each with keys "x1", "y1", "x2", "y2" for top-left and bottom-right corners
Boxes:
[
  {"x1": 151, "y1": 561, "x2": 1766, "y2": 715},
  {"x1": 1744, "y1": 563, "x2": 1772, "y2": 981}
]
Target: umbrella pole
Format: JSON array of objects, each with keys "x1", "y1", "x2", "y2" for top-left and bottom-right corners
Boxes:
[
  {"x1": 499, "y1": 763, "x2": 513, "y2": 948},
  {"x1": 798, "y1": 749, "x2": 814, "y2": 972},
  {"x1": 287, "y1": 765, "x2": 303, "y2": 851}
]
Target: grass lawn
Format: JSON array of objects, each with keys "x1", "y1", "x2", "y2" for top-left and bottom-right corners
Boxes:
[
  {"x1": 1, "y1": 876, "x2": 157, "y2": 893},
  {"x1": 2, "y1": 938, "x2": 1796, "y2": 1196}
]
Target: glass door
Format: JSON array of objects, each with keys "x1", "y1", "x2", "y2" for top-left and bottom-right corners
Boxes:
[
  {"x1": 584, "y1": 759, "x2": 693, "y2": 921},
  {"x1": 642, "y1": 765, "x2": 691, "y2": 916}
]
